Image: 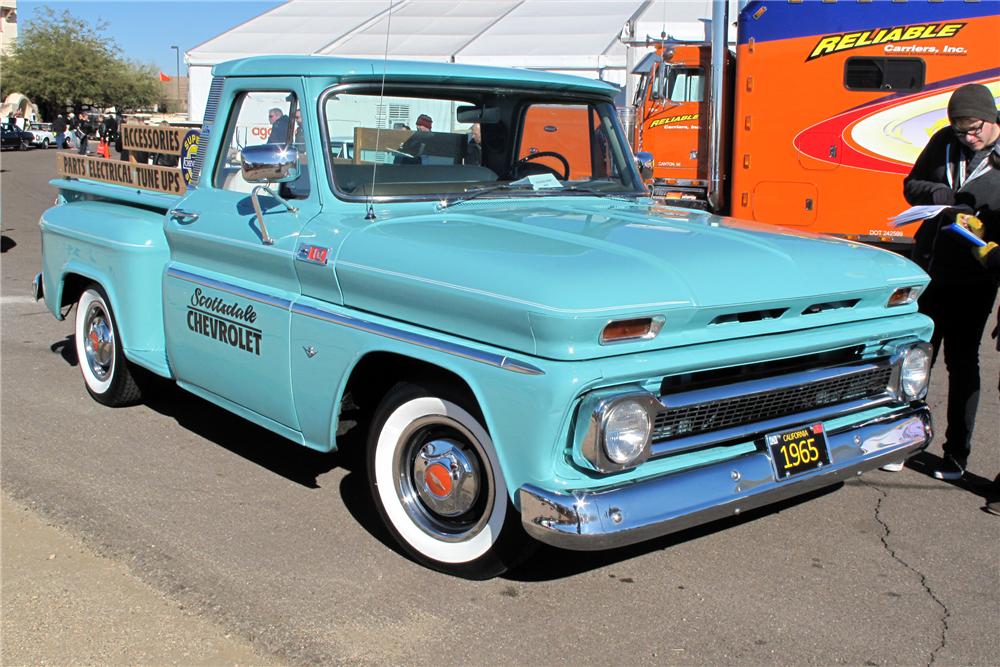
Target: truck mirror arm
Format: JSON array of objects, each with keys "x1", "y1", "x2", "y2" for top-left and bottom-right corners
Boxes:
[{"x1": 249, "y1": 184, "x2": 298, "y2": 246}]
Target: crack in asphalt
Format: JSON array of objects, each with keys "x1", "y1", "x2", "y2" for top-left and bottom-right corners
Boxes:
[{"x1": 862, "y1": 480, "x2": 950, "y2": 667}]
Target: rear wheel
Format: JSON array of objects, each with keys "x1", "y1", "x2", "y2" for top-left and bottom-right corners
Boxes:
[
  {"x1": 74, "y1": 286, "x2": 142, "y2": 407},
  {"x1": 42, "y1": 138, "x2": 50, "y2": 148},
  {"x1": 367, "y1": 382, "x2": 533, "y2": 579}
]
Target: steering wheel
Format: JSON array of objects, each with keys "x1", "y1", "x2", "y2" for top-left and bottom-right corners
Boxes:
[{"x1": 512, "y1": 151, "x2": 570, "y2": 181}]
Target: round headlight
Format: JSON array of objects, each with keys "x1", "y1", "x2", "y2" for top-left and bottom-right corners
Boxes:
[
  {"x1": 900, "y1": 345, "x2": 932, "y2": 400},
  {"x1": 603, "y1": 400, "x2": 651, "y2": 465}
]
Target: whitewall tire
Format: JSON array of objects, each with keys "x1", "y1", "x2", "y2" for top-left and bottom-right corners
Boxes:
[
  {"x1": 367, "y1": 382, "x2": 532, "y2": 578},
  {"x1": 74, "y1": 286, "x2": 141, "y2": 407}
]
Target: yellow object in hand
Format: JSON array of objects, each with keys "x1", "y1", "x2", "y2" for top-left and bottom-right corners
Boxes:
[
  {"x1": 956, "y1": 213, "x2": 984, "y2": 238},
  {"x1": 973, "y1": 241, "x2": 997, "y2": 266}
]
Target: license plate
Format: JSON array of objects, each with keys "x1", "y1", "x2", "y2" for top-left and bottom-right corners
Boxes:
[{"x1": 766, "y1": 423, "x2": 831, "y2": 480}]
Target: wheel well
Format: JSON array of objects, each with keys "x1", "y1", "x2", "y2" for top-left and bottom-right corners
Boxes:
[
  {"x1": 60, "y1": 273, "x2": 94, "y2": 310},
  {"x1": 337, "y1": 352, "x2": 481, "y2": 456}
]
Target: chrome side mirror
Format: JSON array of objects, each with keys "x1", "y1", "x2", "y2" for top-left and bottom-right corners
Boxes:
[
  {"x1": 240, "y1": 144, "x2": 301, "y2": 246},
  {"x1": 241, "y1": 143, "x2": 301, "y2": 184},
  {"x1": 635, "y1": 152, "x2": 654, "y2": 180}
]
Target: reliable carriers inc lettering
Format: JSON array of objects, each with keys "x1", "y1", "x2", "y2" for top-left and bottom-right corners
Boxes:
[{"x1": 807, "y1": 22, "x2": 965, "y2": 60}]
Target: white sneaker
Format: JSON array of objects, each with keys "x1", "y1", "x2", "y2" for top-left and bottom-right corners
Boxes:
[{"x1": 880, "y1": 461, "x2": 905, "y2": 472}]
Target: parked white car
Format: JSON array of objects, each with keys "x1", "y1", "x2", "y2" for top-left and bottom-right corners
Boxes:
[{"x1": 26, "y1": 122, "x2": 58, "y2": 148}]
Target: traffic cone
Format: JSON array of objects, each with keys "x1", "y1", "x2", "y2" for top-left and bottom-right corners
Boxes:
[{"x1": 98, "y1": 139, "x2": 110, "y2": 159}]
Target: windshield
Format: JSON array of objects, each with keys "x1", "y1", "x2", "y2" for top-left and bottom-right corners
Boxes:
[{"x1": 322, "y1": 87, "x2": 644, "y2": 200}]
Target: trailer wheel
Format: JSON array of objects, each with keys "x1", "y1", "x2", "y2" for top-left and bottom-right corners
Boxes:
[
  {"x1": 74, "y1": 286, "x2": 142, "y2": 407},
  {"x1": 367, "y1": 382, "x2": 532, "y2": 579}
]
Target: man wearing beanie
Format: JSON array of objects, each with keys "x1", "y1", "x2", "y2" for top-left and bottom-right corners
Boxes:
[{"x1": 902, "y1": 83, "x2": 1000, "y2": 481}]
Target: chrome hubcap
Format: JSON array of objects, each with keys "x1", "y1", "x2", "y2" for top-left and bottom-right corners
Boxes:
[
  {"x1": 413, "y1": 439, "x2": 480, "y2": 517},
  {"x1": 84, "y1": 304, "x2": 114, "y2": 380},
  {"x1": 394, "y1": 415, "x2": 494, "y2": 542}
]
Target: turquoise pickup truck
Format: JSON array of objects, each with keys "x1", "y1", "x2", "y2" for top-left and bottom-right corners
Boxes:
[{"x1": 35, "y1": 56, "x2": 934, "y2": 578}]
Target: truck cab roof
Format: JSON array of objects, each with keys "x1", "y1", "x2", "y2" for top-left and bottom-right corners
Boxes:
[{"x1": 212, "y1": 55, "x2": 621, "y2": 98}]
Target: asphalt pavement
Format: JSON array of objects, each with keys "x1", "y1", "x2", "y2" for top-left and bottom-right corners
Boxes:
[{"x1": 2, "y1": 148, "x2": 998, "y2": 666}]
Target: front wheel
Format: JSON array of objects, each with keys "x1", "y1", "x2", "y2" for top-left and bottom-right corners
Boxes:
[
  {"x1": 74, "y1": 286, "x2": 142, "y2": 407},
  {"x1": 42, "y1": 138, "x2": 50, "y2": 148},
  {"x1": 367, "y1": 382, "x2": 533, "y2": 578}
]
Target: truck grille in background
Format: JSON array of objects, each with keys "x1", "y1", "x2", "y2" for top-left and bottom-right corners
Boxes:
[
  {"x1": 189, "y1": 76, "x2": 225, "y2": 188},
  {"x1": 652, "y1": 365, "x2": 893, "y2": 441}
]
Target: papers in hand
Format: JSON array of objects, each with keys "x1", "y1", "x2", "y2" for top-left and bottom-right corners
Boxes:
[{"x1": 889, "y1": 205, "x2": 949, "y2": 228}]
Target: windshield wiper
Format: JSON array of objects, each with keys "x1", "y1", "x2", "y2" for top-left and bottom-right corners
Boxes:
[
  {"x1": 554, "y1": 185, "x2": 643, "y2": 201},
  {"x1": 437, "y1": 182, "x2": 540, "y2": 210}
]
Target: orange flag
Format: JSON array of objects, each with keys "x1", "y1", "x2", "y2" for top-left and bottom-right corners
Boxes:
[{"x1": 159, "y1": 71, "x2": 171, "y2": 82}]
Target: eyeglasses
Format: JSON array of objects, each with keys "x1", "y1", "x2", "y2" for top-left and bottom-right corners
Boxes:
[{"x1": 952, "y1": 120, "x2": 985, "y2": 137}]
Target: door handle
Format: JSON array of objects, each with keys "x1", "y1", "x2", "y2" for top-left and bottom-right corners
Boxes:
[{"x1": 169, "y1": 208, "x2": 200, "y2": 224}]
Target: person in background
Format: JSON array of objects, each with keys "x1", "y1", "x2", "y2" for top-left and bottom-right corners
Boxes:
[
  {"x1": 899, "y1": 83, "x2": 1000, "y2": 481},
  {"x1": 67, "y1": 113, "x2": 79, "y2": 150},
  {"x1": 115, "y1": 115, "x2": 128, "y2": 161},
  {"x1": 466, "y1": 122, "x2": 482, "y2": 165},
  {"x1": 267, "y1": 107, "x2": 289, "y2": 144},
  {"x1": 76, "y1": 112, "x2": 93, "y2": 155},
  {"x1": 154, "y1": 121, "x2": 179, "y2": 167},
  {"x1": 52, "y1": 114, "x2": 67, "y2": 149},
  {"x1": 293, "y1": 109, "x2": 304, "y2": 146},
  {"x1": 956, "y1": 209, "x2": 1000, "y2": 515},
  {"x1": 415, "y1": 114, "x2": 433, "y2": 132},
  {"x1": 103, "y1": 114, "x2": 119, "y2": 154}
]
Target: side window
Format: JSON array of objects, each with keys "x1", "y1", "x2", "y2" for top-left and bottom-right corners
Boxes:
[
  {"x1": 666, "y1": 68, "x2": 704, "y2": 103},
  {"x1": 213, "y1": 91, "x2": 308, "y2": 195},
  {"x1": 844, "y1": 57, "x2": 925, "y2": 92}
]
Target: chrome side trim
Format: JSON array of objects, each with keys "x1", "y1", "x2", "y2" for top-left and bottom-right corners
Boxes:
[
  {"x1": 520, "y1": 407, "x2": 932, "y2": 551},
  {"x1": 291, "y1": 302, "x2": 545, "y2": 376},
  {"x1": 166, "y1": 267, "x2": 544, "y2": 375},
  {"x1": 165, "y1": 267, "x2": 293, "y2": 311}
]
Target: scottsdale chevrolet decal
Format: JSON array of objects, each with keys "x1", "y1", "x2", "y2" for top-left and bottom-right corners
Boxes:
[
  {"x1": 186, "y1": 288, "x2": 261, "y2": 355},
  {"x1": 807, "y1": 22, "x2": 965, "y2": 60},
  {"x1": 649, "y1": 114, "x2": 699, "y2": 128}
]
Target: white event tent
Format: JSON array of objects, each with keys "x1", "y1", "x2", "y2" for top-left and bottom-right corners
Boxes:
[{"x1": 185, "y1": 0, "x2": 739, "y2": 121}]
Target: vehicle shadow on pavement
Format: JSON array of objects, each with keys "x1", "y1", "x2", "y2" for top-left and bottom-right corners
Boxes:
[
  {"x1": 501, "y1": 484, "x2": 842, "y2": 582},
  {"x1": 50, "y1": 336, "x2": 77, "y2": 366},
  {"x1": 53, "y1": 334, "x2": 343, "y2": 489}
]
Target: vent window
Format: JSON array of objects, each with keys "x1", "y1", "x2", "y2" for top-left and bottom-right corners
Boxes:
[{"x1": 844, "y1": 57, "x2": 925, "y2": 92}]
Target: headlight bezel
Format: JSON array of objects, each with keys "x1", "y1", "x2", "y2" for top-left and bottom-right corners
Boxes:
[
  {"x1": 579, "y1": 391, "x2": 660, "y2": 473},
  {"x1": 897, "y1": 342, "x2": 933, "y2": 401}
]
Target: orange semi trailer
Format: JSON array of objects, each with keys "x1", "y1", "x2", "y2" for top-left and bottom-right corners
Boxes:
[{"x1": 630, "y1": 0, "x2": 999, "y2": 249}]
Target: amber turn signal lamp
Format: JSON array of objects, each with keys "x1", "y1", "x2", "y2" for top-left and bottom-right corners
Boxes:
[
  {"x1": 887, "y1": 287, "x2": 919, "y2": 307},
  {"x1": 600, "y1": 317, "x2": 663, "y2": 344}
]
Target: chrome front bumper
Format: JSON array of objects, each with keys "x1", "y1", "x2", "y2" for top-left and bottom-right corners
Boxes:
[{"x1": 519, "y1": 407, "x2": 931, "y2": 550}]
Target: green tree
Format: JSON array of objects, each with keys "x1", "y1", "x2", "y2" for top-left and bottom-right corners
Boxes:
[{"x1": 0, "y1": 7, "x2": 159, "y2": 120}]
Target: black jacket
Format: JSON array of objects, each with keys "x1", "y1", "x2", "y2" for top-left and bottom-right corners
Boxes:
[
  {"x1": 53, "y1": 117, "x2": 67, "y2": 134},
  {"x1": 905, "y1": 127, "x2": 1000, "y2": 285}
]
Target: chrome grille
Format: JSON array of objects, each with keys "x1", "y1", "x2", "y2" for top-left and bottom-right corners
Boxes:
[{"x1": 652, "y1": 365, "x2": 893, "y2": 441}]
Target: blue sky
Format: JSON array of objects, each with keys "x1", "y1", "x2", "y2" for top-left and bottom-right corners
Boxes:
[{"x1": 19, "y1": 0, "x2": 285, "y2": 76}]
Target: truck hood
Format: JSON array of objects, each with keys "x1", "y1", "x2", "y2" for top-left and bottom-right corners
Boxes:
[{"x1": 333, "y1": 199, "x2": 928, "y2": 360}]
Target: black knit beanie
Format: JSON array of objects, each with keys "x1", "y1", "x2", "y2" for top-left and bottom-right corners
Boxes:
[{"x1": 947, "y1": 83, "x2": 999, "y2": 123}]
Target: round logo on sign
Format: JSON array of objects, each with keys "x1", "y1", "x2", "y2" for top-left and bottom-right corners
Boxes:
[{"x1": 180, "y1": 129, "x2": 200, "y2": 185}]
